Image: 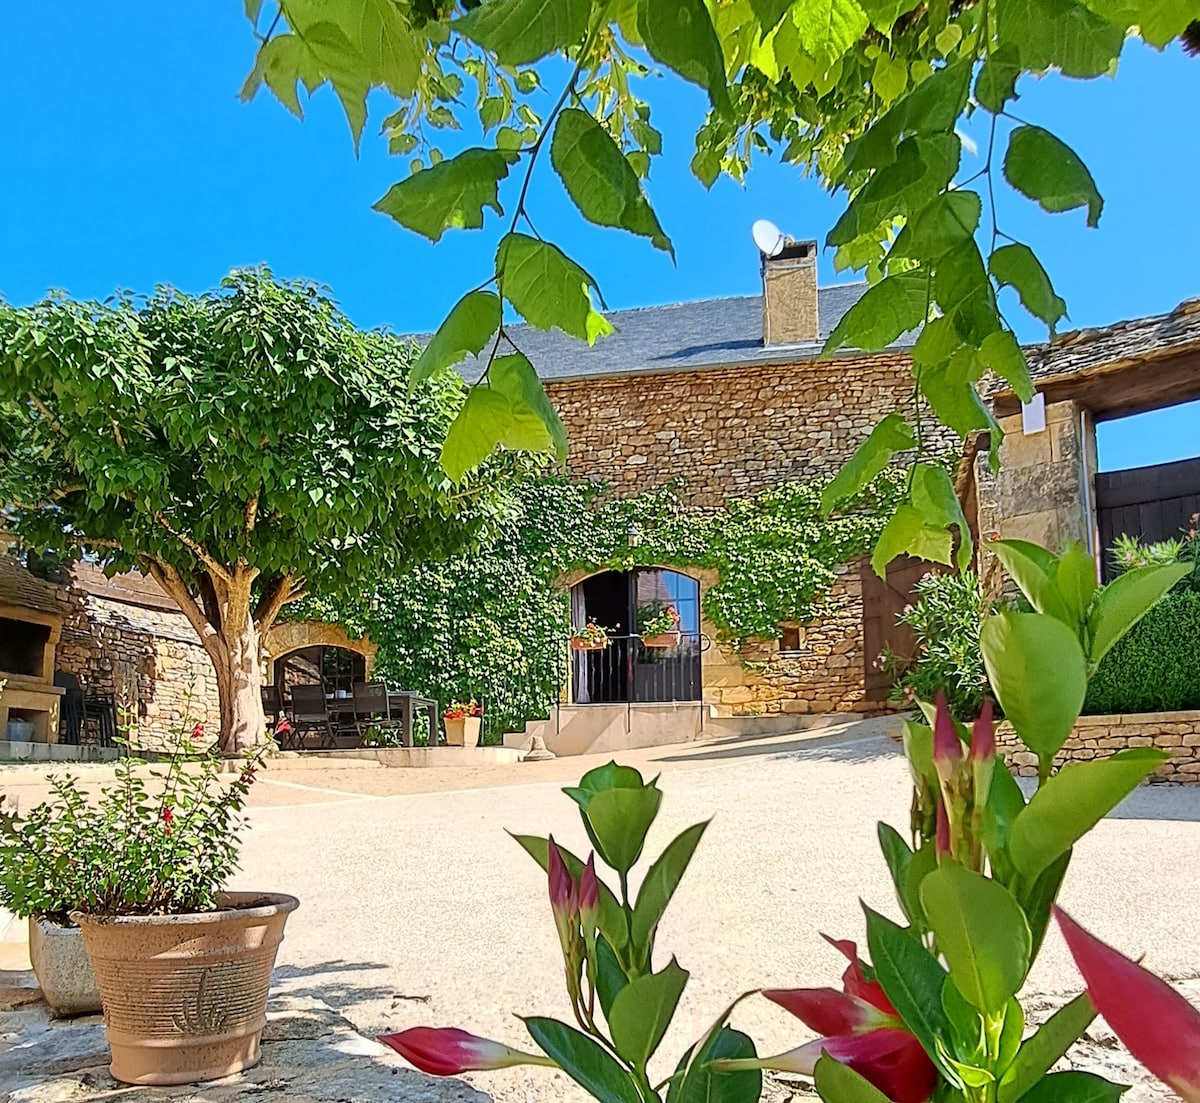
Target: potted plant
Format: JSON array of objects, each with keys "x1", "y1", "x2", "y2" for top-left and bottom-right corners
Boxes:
[
  {"x1": 0, "y1": 719, "x2": 298, "y2": 1086},
  {"x1": 569, "y1": 620, "x2": 609, "y2": 651},
  {"x1": 638, "y1": 601, "x2": 681, "y2": 647},
  {"x1": 0, "y1": 790, "x2": 102, "y2": 1016},
  {"x1": 443, "y1": 700, "x2": 482, "y2": 747}
]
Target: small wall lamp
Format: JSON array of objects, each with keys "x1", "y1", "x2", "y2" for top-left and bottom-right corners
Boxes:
[{"x1": 626, "y1": 522, "x2": 642, "y2": 548}]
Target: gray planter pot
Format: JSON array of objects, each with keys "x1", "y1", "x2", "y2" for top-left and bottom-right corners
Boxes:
[{"x1": 29, "y1": 916, "x2": 102, "y2": 1016}]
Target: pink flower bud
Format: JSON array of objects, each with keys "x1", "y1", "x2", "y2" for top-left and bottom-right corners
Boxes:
[
  {"x1": 379, "y1": 1027, "x2": 555, "y2": 1076},
  {"x1": 547, "y1": 836, "x2": 575, "y2": 921},
  {"x1": 578, "y1": 852, "x2": 599, "y2": 921},
  {"x1": 763, "y1": 987, "x2": 897, "y2": 1035},
  {"x1": 968, "y1": 699, "x2": 995, "y2": 763},
  {"x1": 936, "y1": 797, "x2": 951, "y2": 858},
  {"x1": 1055, "y1": 908, "x2": 1200, "y2": 1102},
  {"x1": 932, "y1": 691, "x2": 961, "y2": 781}
]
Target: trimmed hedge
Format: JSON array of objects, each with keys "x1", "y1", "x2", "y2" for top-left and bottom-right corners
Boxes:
[{"x1": 1084, "y1": 590, "x2": 1200, "y2": 714}]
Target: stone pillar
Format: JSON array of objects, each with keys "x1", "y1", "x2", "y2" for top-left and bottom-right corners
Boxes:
[{"x1": 976, "y1": 399, "x2": 1099, "y2": 595}]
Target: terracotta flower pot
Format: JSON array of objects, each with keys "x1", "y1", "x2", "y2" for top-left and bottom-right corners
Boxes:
[
  {"x1": 641, "y1": 631, "x2": 681, "y2": 648},
  {"x1": 74, "y1": 891, "x2": 299, "y2": 1086},
  {"x1": 29, "y1": 916, "x2": 102, "y2": 1016},
  {"x1": 571, "y1": 638, "x2": 607, "y2": 651},
  {"x1": 445, "y1": 715, "x2": 482, "y2": 747}
]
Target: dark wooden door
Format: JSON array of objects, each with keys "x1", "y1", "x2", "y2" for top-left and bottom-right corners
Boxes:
[
  {"x1": 860, "y1": 555, "x2": 940, "y2": 702},
  {"x1": 1095, "y1": 457, "x2": 1200, "y2": 581}
]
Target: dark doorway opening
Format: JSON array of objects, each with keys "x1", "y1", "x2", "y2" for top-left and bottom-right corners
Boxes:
[
  {"x1": 273, "y1": 646, "x2": 367, "y2": 707},
  {"x1": 1095, "y1": 457, "x2": 1200, "y2": 582},
  {"x1": 571, "y1": 568, "x2": 702, "y2": 704}
]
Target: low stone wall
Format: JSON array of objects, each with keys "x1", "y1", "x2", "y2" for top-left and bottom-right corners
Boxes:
[{"x1": 997, "y1": 710, "x2": 1200, "y2": 783}]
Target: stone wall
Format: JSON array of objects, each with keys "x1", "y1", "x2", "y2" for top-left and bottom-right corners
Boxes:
[
  {"x1": 56, "y1": 593, "x2": 220, "y2": 750},
  {"x1": 974, "y1": 398, "x2": 1098, "y2": 595},
  {"x1": 996, "y1": 711, "x2": 1200, "y2": 783},
  {"x1": 546, "y1": 352, "x2": 920, "y2": 508},
  {"x1": 704, "y1": 566, "x2": 867, "y2": 715}
]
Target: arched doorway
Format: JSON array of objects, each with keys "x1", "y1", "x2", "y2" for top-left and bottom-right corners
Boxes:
[
  {"x1": 570, "y1": 567, "x2": 702, "y2": 703},
  {"x1": 273, "y1": 646, "x2": 367, "y2": 707}
]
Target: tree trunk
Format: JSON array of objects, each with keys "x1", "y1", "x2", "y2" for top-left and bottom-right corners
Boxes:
[{"x1": 212, "y1": 617, "x2": 267, "y2": 754}]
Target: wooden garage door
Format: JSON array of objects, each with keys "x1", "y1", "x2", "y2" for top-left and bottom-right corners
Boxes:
[
  {"x1": 861, "y1": 555, "x2": 941, "y2": 701},
  {"x1": 1095, "y1": 457, "x2": 1200, "y2": 581}
]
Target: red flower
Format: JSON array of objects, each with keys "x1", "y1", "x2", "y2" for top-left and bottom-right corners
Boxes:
[
  {"x1": 378, "y1": 1027, "x2": 554, "y2": 1076},
  {"x1": 1055, "y1": 908, "x2": 1200, "y2": 1102},
  {"x1": 191, "y1": 721, "x2": 205, "y2": 741},
  {"x1": 735, "y1": 937, "x2": 936, "y2": 1103}
]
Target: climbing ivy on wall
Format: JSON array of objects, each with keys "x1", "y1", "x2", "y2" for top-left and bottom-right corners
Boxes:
[{"x1": 292, "y1": 470, "x2": 905, "y2": 740}]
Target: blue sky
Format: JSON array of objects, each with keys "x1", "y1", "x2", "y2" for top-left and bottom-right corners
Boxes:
[{"x1": 2, "y1": 3, "x2": 1197, "y2": 471}]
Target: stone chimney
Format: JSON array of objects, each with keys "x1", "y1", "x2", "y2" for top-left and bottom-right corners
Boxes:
[{"x1": 761, "y1": 238, "x2": 819, "y2": 346}]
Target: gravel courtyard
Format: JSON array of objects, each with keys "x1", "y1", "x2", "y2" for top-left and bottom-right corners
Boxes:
[{"x1": 218, "y1": 718, "x2": 1200, "y2": 1103}]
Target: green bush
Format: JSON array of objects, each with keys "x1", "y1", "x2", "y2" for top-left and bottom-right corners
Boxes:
[
  {"x1": 1084, "y1": 590, "x2": 1200, "y2": 714},
  {"x1": 888, "y1": 571, "x2": 993, "y2": 722}
]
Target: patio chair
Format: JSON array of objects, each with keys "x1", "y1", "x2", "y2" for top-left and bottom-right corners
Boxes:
[
  {"x1": 261, "y1": 683, "x2": 282, "y2": 725},
  {"x1": 352, "y1": 681, "x2": 399, "y2": 741},
  {"x1": 288, "y1": 684, "x2": 336, "y2": 750}
]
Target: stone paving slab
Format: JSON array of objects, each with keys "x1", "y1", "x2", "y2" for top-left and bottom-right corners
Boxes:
[{"x1": 0, "y1": 988, "x2": 487, "y2": 1103}]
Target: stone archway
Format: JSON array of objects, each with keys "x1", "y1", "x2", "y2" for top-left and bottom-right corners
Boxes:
[{"x1": 262, "y1": 621, "x2": 376, "y2": 685}]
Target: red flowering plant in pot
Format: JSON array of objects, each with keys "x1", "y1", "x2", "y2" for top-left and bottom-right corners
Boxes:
[
  {"x1": 381, "y1": 762, "x2": 764, "y2": 1103},
  {"x1": 0, "y1": 712, "x2": 297, "y2": 1086},
  {"x1": 714, "y1": 540, "x2": 1199, "y2": 1103},
  {"x1": 443, "y1": 699, "x2": 482, "y2": 746}
]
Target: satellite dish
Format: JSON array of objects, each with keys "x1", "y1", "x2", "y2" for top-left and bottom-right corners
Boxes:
[{"x1": 752, "y1": 219, "x2": 786, "y2": 258}]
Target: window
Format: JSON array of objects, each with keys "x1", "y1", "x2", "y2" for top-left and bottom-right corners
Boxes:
[{"x1": 778, "y1": 625, "x2": 806, "y2": 654}]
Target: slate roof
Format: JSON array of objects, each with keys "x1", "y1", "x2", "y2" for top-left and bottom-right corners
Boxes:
[
  {"x1": 436, "y1": 282, "x2": 914, "y2": 383},
  {"x1": 0, "y1": 554, "x2": 65, "y2": 616}
]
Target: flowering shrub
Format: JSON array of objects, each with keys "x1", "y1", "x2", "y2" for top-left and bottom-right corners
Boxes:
[
  {"x1": 638, "y1": 601, "x2": 680, "y2": 638},
  {"x1": 571, "y1": 620, "x2": 609, "y2": 648},
  {"x1": 0, "y1": 721, "x2": 263, "y2": 919},
  {"x1": 377, "y1": 538, "x2": 1200, "y2": 1103},
  {"x1": 443, "y1": 700, "x2": 482, "y2": 720},
  {"x1": 381, "y1": 763, "x2": 762, "y2": 1103}
]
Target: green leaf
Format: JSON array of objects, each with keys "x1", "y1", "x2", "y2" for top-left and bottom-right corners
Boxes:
[
  {"x1": 998, "y1": 992, "x2": 1097, "y2": 1103},
  {"x1": 524, "y1": 1017, "x2": 643, "y2": 1103},
  {"x1": 551, "y1": 109, "x2": 672, "y2": 254},
  {"x1": 750, "y1": 0, "x2": 792, "y2": 33},
  {"x1": 1087, "y1": 562, "x2": 1190, "y2": 668},
  {"x1": 823, "y1": 270, "x2": 929, "y2": 353},
  {"x1": 497, "y1": 233, "x2": 610, "y2": 341},
  {"x1": 1054, "y1": 541, "x2": 1098, "y2": 625},
  {"x1": 997, "y1": 0, "x2": 1126, "y2": 77},
  {"x1": 667, "y1": 1027, "x2": 761, "y2": 1103},
  {"x1": 638, "y1": 0, "x2": 731, "y2": 115},
  {"x1": 864, "y1": 905, "x2": 949, "y2": 1069},
  {"x1": 792, "y1": 0, "x2": 871, "y2": 65},
  {"x1": 454, "y1": 0, "x2": 590, "y2": 65},
  {"x1": 935, "y1": 239, "x2": 1000, "y2": 345},
  {"x1": 297, "y1": 19, "x2": 371, "y2": 144},
  {"x1": 814, "y1": 1052, "x2": 892, "y2": 1103},
  {"x1": 1004, "y1": 126, "x2": 1104, "y2": 228},
  {"x1": 1016, "y1": 1071, "x2": 1126, "y2": 1103},
  {"x1": 910, "y1": 462, "x2": 972, "y2": 571},
  {"x1": 356, "y1": 0, "x2": 422, "y2": 96},
  {"x1": 975, "y1": 42, "x2": 1022, "y2": 113},
  {"x1": 844, "y1": 60, "x2": 972, "y2": 171},
  {"x1": 571, "y1": 760, "x2": 647, "y2": 797},
  {"x1": 988, "y1": 540, "x2": 1073, "y2": 624},
  {"x1": 1009, "y1": 749, "x2": 1168, "y2": 881},
  {"x1": 990, "y1": 244, "x2": 1068, "y2": 332},
  {"x1": 919, "y1": 862, "x2": 1031, "y2": 1013},
  {"x1": 980, "y1": 611, "x2": 1087, "y2": 762},
  {"x1": 920, "y1": 362, "x2": 998, "y2": 438},
  {"x1": 594, "y1": 935, "x2": 629, "y2": 1019},
  {"x1": 981, "y1": 764, "x2": 1026, "y2": 883},
  {"x1": 440, "y1": 386, "x2": 547, "y2": 480},
  {"x1": 979, "y1": 329, "x2": 1034, "y2": 403},
  {"x1": 821, "y1": 413, "x2": 916, "y2": 513},
  {"x1": 374, "y1": 148, "x2": 517, "y2": 242},
  {"x1": 829, "y1": 135, "x2": 962, "y2": 247},
  {"x1": 904, "y1": 840, "x2": 938, "y2": 930},
  {"x1": 490, "y1": 353, "x2": 567, "y2": 462},
  {"x1": 877, "y1": 822, "x2": 916, "y2": 923},
  {"x1": 509, "y1": 833, "x2": 627, "y2": 947},
  {"x1": 609, "y1": 958, "x2": 689, "y2": 1069},
  {"x1": 411, "y1": 291, "x2": 500, "y2": 386},
  {"x1": 857, "y1": 0, "x2": 923, "y2": 33},
  {"x1": 631, "y1": 821, "x2": 708, "y2": 948},
  {"x1": 872, "y1": 503, "x2": 952, "y2": 577},
  {"x1": 580, "y1": 785, "x2": 663, "y2": 874},
  {"x1": 248, "y1": 35, "x2": 322, "y2": 117},
  {"x1": 1019, "y1": 849, "x2": 1071, "y2": 962},
  {"x1": 893, "y1": 191, "x2": 983, "y2": 263}
]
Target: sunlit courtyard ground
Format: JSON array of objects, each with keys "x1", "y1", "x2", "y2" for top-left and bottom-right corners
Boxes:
[{"x1": 4, "y1": 717, "x2": 1199, "y2": 1102}]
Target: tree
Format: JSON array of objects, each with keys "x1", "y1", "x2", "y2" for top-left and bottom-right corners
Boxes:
[
  {"x1": 0, "y1": 269, "x2": 506, "y2": 751},
  {"x1": 238, "y1": 0, "x2": 1197, "y2": 573}
]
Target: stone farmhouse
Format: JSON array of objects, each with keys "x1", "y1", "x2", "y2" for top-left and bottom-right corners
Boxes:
[{"x1": 3, "y1": 237, "x2": 1198, "y2": 758}]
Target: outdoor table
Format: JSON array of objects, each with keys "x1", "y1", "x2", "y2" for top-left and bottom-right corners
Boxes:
[{"x1": 387, "y1": 692, "x2": 439, "y2": 747}]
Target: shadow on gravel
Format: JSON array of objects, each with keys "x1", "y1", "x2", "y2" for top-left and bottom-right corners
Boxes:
[{"x1": 272, "y1": 959, "x2": 399, "y2": 1009}]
